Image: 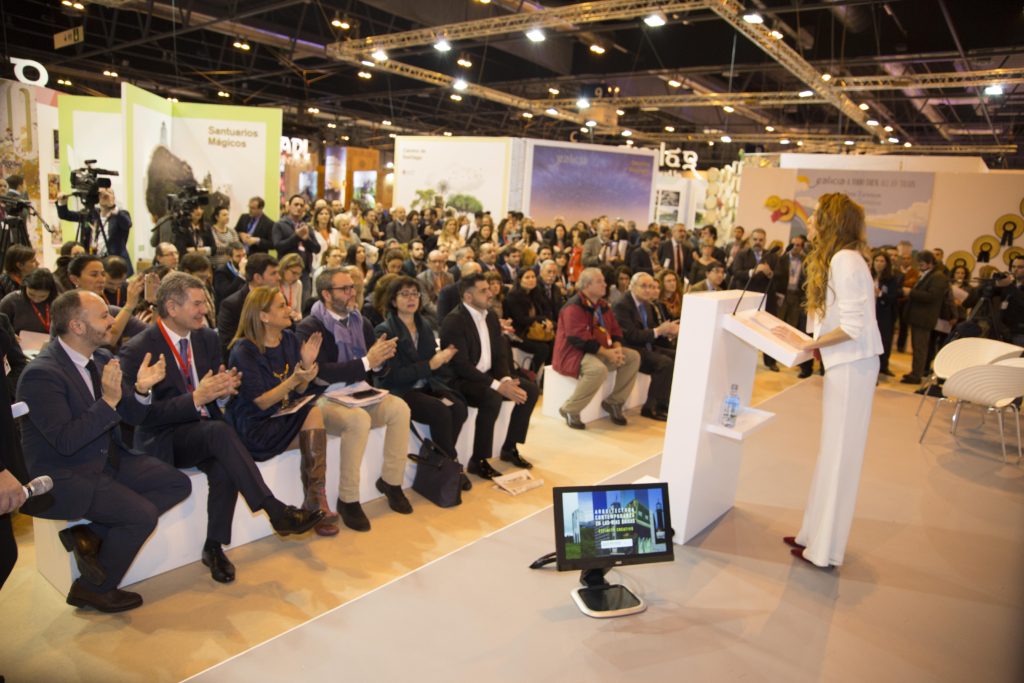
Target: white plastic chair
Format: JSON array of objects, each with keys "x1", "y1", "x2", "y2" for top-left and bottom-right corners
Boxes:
[
  {"x1": 915, "y1": 338, "x2": 1023, "y2": 416},
  {"x1": 919, "y1": 359, "x2": 1024, "y2": 463}
]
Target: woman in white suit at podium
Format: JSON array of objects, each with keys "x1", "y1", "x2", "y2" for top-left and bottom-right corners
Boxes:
[{"x1": 774, "y1": 192, "x2": 882, "y2": 569}]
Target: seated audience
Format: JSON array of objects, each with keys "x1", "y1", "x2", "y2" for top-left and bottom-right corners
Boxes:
[
  {"x1": 0, "y1": 268, "x2": 58, "y2": 335},
  {"x1": 179, "y1": 253, "x2": 216, "y2": 328},
  {"x1": 217, "y1": 253, "x2": 280, "y2": 359},
  {"x1": 1, "y1": 244, "x2": 38, "y2": 297},
  {"x1": 688, "y1": 260, "x2": 726, "y2": 292},
  {"x1": 552, "y1": 267, "x2": 641, "y2": 430},
  {"x1": 154, "y1": 242, "x2": 180, "y2": 270},
  {"x1": 297, "y1": 268, "x2": 412, "y2": 532},
  {"x1": 439, "y1": 273, "x2": 539, "y2": 478},
  {"x1": 277, "y1": 252, "x2": 305, "y2": 322},
  {"x1": 313, "y1": 246, "x2": 345, "y2": 284},
  {"x1": 53, "y1": 241, "x2": 86, "y2": 292},
  {"x1": 402, "y1": 239, "x2": 427, "y2": 277},
  {"x1": 119, "y1": 273, "x2": 324, "y2": 584},
  {"x1": 102, "y1": 256, "x2": 130, "y2": 308},
  {"x1": 656, "y1": 268, "x2": 683, "y2": 317},
  {"x1": 629, "y1": 230, "x2": 661, "y2": 276},
  {"x1": 374, "y1": 276, "x2": 467, "y2": 464},
  {"x1": 69, "y1": 255, "x2": 145, "y2": 345},
  {"x1": 504, "y1": 268, "x2": 554, "y2": 374},
  {"x1": 227, "y1": 287, "x2": 337, "y2": 536},
  {"x1": 18, "y1": 290, "x2": 190, "y2": 612},
  {"x1": 213, "y1": 242, "x2": 247, "y2": 306}
]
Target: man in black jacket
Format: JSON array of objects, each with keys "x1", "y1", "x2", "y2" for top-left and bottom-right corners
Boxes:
[
  {"x1": 629, "y1": 230, "x2": 661, "y2": 276},
  {"x1": 612, "y1": 273, "x2": 678, "y2": 420},
  {"x1": 120, "y1": 274, "x2": 323, "y2": 585},
  {"x1": 730, "y1": 228, "x2": 781, "y2": 370},
  {"x1": 273, "y1": 194, "x2": 320, "y2": 286},
  {"x1": 56, "y1": 189, "x2": 133, "y2": 271},
  {"x1": 216, "y1": 253, "x2": 279, "y2": 359},
  {"x1": 296, "y1": 268, "x2": 411, "y2": 533},
  {"x1": 657, "y1": 223, "x2": 693, "y2": 282},
  {"x1": 233, "y1": 196, "x2": 274, "y2": 254},
  {"x1": 212, "y1": 242, "x2": 247, "y2": 306},
  {"x1": 535, "y1": 259, "x2": 565, "y2": 321},
  {"x1": 439, "y1": 273, "x2": 538, "y2": 478},
  {"x1": 901, "y1": 251, "x2": 950, "y2": 383}
]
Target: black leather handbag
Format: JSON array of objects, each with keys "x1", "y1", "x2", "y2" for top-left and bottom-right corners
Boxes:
[{"x1": 408, "y1": 424, "x2": 463, "y2": 508}]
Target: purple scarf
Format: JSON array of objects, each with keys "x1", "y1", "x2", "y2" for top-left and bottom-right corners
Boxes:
[{"x1": 311, "y1": 300, "x2": 367, "y2": 364}]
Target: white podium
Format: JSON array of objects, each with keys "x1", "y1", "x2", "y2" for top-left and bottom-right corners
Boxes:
[{"x1": 659, "y1": 291, "x2": 812, "y2": 543}]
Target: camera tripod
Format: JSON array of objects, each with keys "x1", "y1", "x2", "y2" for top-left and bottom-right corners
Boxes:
[
  {"x1": 963, "y1": 290, "x2": 1008, "y2": 341},
  {"x1": 0, "y1": 215, "x2": 31, "y2": 255}
]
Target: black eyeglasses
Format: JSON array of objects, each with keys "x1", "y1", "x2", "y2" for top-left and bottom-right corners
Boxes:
[{"x1": 329, "y1": 285, "x2": 355, "y2": 293}]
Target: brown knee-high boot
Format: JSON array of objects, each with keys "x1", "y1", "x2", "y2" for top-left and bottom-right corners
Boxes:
[{"x1": 299, "y1": 429, "x2": 339, "y2": 536}]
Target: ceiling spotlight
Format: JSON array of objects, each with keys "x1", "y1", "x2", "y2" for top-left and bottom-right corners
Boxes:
[
  {"x1": 453, "y1": 79, "x2": 468, "y2": 91},
  {"x1": 526, "y1": 28, "x2": 545, "y2": 42},
  {"x1": 102, "y1": 70, "x2": 119, "y2": 77},
  {"x1": 457, "y1": 56, "x2": 473, "y2": 69},
  {"x1": 590, "y1": 44, "x2": 606, "y2": 55},
  {"x1": 984, "y1": 84, "x2": 1004, "y2": 96},
  {"x1": 331, "y1": 15, "x2": 351, "y2": 30},
  {"x1": 217, "y1": 91, "x2": 230, "y2": 98},
  {"x1": 580, "y1": 127, "x2": 589, "y2": 133},
  {"x1": 664, "y1": 125, "x2": 675, "y2": 132},
  {"x1": 723, "y1": 105, "x2": 735, "y2": 113},
  {"x1": 779, "y1": 138, "x2": 790, "y2": 145},
  {"x1": 721, "y1": 134, "x2": 732, "y2": 143},
  {"x1": 73, "y1": 2, "x2": 84, "y2": 8},
  {"x1": 644, "y1": 13, "x2": 667, "y2": 27},
  {"x1": 821, "y1": 73, "x2": 832, "y2": 82},
  {"x1": 232, "y1": 40, "x2": 251, "y2": 51},
  {"x1": 360, "y1": 59, "x2": 375, "y2": 67},
  {"x1": 385, "y1": 161, "x2": 394, "y2": 169},
  {"x1": 796, "y1": 140, "x2": 804, "y2": 146},
  {"x1": 844, "y1": 140, "x2": 855, "y2": 146},
  {"x1": 742, "y1": 12, "x2": 764, "y2": 24},
  {"x1": 887, "y1": 136, "x2": 899, "y2": 143},
  {"x1": 327, "y1": 122, "x2": 337, "y2": 129},
  {"x1": 903, "y1": 141, "x2": 912, "y2": 148},
  {"x1": 770, "y1": 29, "x2": 784, "y2": 40},
  {"x1": 858, "y1": 103, "x2": 870, "y2": 111},
  {"x1": 443, "y1": 131, "x2": 453, "y2": 137},
  {"x1": 668, "y1": 79, "x2": 682, "y2": 88},
  {"x1": 57, "y1": 78, "x2": 72, "y2": 86},
  {"x1": 585, "y1": 120, "x2": 597, "y2": 127},
  {"x1": 522, "y1": 112, "x2": 534, "y2": 119},
  {"x1": 625, "y1": 139, "x2": 634, "y2": 146},
  {"x1": 576, "y1": 97, "x2": 591, "y2": 109},
  {"x1": 371, "y1": 49, "x2": 388, "y2": 62},
  {"x1": 450, "y1": 94, "x2": 463, "y2": 101},
  {"x1": 357, "y1": 71, "x2": 372, "y2": 79},
  {"x1": 615, "y1": 109, "x2": 625, "y2": 116},
  {"x1": 621, "y1": 129, "x2": 632, "y2": 137},
  {"x1": 434, "y1": 39, "x2": 452, "y2": 52},
  {"x1": 866, "y1": 119, "x2": 879, "y2": 126},
  {"x1": 545, "y1": 107, "x2": 558, "y2": 116},
  {"x1": 798, "y1": 90, "x2": 814, "y2": 98},
  {"x1": 341, "y1": 135, "x2": 350, "y2": 141},
  {"x1": 167, "y1": 97, "x2": 179, "y2": 103},
  {"x1": 307, "y1": 106, "x2": 320, "y2": 114},
  {"x1": 548, "y1": 87, "x2": 560, "y2": 95},
  {"x1": 382, "y1": 120, "x2": 392, "y2": 126},
  {"x1": 765, "y1": 125, "x2": 775, "y2": 132},
  {"x1": 883, "y1": 125, "x2": 894, "y2": 132},
  {"x1": 476, "y1": 0, "x2": 491, "y2": 4},
  {"x1": 708, "y1": 141, "x2": 715, "y2": 147}
]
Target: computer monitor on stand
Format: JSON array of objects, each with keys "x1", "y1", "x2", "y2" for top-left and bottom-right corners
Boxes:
[{"x1": 552, "y1": 482, "x2": 673, "y2": 618}]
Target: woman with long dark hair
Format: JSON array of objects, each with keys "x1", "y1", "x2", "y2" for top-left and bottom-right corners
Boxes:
[
  {"x1": 0, "y1": 268, "x2": 59, "y2": 335},
  {"x1": 374, "y1": 276, "x2": 467, "y2": 460},
  {"x1": 504, "y1": 268, "x2": 554, "y2": 374},
  {"x1": 774, "y1": 193, "x2": 883, "y2": 569},
  {"x1": 871, "y1": 250, "x2": 903, "y2": 376}
]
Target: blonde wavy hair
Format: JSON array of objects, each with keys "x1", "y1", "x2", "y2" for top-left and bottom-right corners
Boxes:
[{"x1": 804, "y1": 193, "x2": 868, "y2": 316}]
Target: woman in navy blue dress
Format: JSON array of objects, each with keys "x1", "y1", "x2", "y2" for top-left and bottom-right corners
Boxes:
[{"x1": 228, "y1": 286, "x2": 338, "y2": 535}]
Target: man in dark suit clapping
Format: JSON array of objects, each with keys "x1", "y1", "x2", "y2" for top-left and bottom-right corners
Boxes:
[
  {"x1": 234, "y1": 196, "x2": 275, "y2": 254},
  {"x1": 440, "y1": 273, "x2": 539, "y2": 478},
  {"x1": 120, "y1": 273, "x2": 323, "y2": 584},
  {"x1": 18, "y1": 290, "x2": 190, "y2": 611}
]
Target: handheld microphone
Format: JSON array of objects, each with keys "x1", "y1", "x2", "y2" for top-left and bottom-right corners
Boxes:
[{"x1": 22, "y1": 475, "x2": 53, "y2": 500}]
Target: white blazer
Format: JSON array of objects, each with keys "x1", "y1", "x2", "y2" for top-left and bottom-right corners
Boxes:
[{"x1": 813, "y1": 249, "x2": 883, "y2": 369}]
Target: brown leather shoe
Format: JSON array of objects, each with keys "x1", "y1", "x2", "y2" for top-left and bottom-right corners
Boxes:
[
  {"x1": 66, "y1": 579, "x2": 143, "y2": 613},
  {"x1": 58, "y1": 525, "x2": 106, "y2": 586}
]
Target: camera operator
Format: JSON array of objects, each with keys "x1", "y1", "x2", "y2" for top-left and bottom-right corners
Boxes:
[
  {"x1": 56, "y1": 188, "x2": 133, "y2": 273},
  {"x1": 173, "y1": 205, "x2": 216, "y2": 265}
]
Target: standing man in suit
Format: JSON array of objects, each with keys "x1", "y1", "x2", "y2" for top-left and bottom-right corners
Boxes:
[
  {"x1": 900, "y1": 251, "x2": 949, "y2": 384},
  {"x1": 731, "y1": 228, "x2": 781, "y2": 371},
  {"x1": 612, "y1": 273, "x2": 678, "y2": 421},
  {"x1": 274, "y1": 194, "x2": 320, "y2": 289},
  {"x1": 18, "y1": 290, "x2": 190, "y2": 611},
  {"x1": 56, "y1": 189, "x2": 133, "y2": 271},
  {"x1": 216, "y1": 253, "x2": 279, "y2": 359},
  {"x1": 234, "y1": 196, "x2": 274, "y2": 254},
  {"x1": 629, "y1": 230, "x2": 662, "y2": 276},
  {"x1": 120, "y1": 273, "x2": 323, "y2": 584},
  {"x1": 657, "y1": 223, "x2": 693, "y2": 283},
  {"x1": 440, "y1": 273, "x2": 539, "y2": 478},
  {"x1": 212, "y1": 242, "x2": 247, "y2": 306},
  {"x1": 774, "y1": 235, "x2": 814, "y2": 378},
  {"x1": 582, "y1": 220, "x2": 624, "y2": 270}
]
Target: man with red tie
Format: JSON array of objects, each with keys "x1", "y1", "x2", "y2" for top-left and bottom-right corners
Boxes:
[{"x1": 657, "y1": 223, "x2": 693, "y2": 283}]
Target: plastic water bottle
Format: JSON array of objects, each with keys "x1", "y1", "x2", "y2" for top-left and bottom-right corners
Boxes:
[{"x1": 721, "y1": 384, "x2": 740, "y2": 428}]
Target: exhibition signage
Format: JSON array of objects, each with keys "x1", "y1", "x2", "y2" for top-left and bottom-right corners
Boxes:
[
  {"x1": 658, "y1": 142, "x2": 698, "y2": 173},
  {"x1": 53, "y1": 26, "x2": 85, "y2": 49}
]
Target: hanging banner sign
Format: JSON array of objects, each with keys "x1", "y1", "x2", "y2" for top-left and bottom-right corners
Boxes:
[
  {"x1": 54, "y1": 26, "x2": 85, "y2": 49},
  {"x1": 659, "y1": 141, "x2": 698, "y2": 173}
]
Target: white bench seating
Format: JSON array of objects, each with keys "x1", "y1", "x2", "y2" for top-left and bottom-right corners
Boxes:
[{"x1": 540, "y1": 365, "x2": 651, "y2": 424}]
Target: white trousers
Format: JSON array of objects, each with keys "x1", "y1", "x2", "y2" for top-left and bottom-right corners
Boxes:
[{"x1": 796, "y1": 355, "x2": 878, "y2": 567}]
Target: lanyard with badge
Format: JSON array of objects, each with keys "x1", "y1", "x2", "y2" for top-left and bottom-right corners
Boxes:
[{"x1": 156, "y1": 318, "x2": 196, "y2": 391}]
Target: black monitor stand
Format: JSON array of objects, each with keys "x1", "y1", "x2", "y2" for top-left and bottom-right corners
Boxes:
[{"x1": 571, "y1": 567, "x2": 646, "y2": 618}]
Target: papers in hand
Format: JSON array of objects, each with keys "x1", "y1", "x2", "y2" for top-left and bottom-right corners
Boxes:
[
  {"x1": 18, "y1": 330, "x2": 49, "y2": 357},
  {"x1": 323, "y1": 380, "x2": 388, "y2": 408},
  {"x1": 272, "y1": 394, "x2": 316, "y2": 418},
  {"x1": 491, "y1": 470, "x2": 544, "y2": 496}
]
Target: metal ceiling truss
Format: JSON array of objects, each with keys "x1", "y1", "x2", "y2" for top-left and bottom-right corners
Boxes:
[{"x1": 838, "y1": 67, "x2": 1024, "y2": 91}]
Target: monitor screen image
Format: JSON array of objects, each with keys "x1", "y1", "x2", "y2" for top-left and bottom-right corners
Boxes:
[{"x1": 553, "y1": 483, "x2": 673, "y2": 572}]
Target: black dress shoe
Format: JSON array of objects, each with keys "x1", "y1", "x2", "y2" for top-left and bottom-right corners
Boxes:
[
  {"x1": 201, "y1": 545, "x2": 236, "y2": 584},
  {"x1": 66, "y1": 579, "x2": 143, "y2": 613},
  {"x1": 467, "y1": 458, "x2": 501, "y2": 480},
  {"x1": 460, "y1": 473, "x2": 473, "y2": 491},
  {"x1": 900, "y1": 375, "x2": 921, "y2": 384},
  {"x1": 640, "y1": 407, "x2": 667, "y2": 422},
  {"x1": 375, "y1": 478, "x2": 413, "y2": 514},
  {"x1": 500, "y1": 446, "x2": 533, "y2": 469},
  {"x1": 59, "y1": 525, "x2": 106, "y2": 586},
  {"x1": 600, "y1": 400, "x2": 627, "y2": 426},
  {"x1": 338, "y1": 500, "x2": 371, "y2": 532},
  {"x1": 879, "y1": 367, "x2": 895, "y2": 376},
  {"x1": 765, "y1": 363, "x2": 780, "y2": 372},
  {"x1": 270, "y1": 505, "x2": 325, "y2": 536},
  {"x1": 558, "y1": 407, "x2": 585, "y2": 430},
  {"x1": 797, "y1": 369, "x2": 813, "y2": 379}
]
